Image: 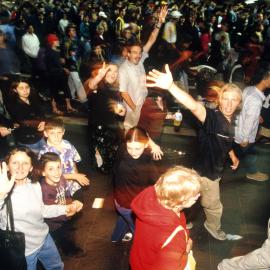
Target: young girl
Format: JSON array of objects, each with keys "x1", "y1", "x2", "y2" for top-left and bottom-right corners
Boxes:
[
  {"x1": 111, "y1": 127, "x2": 159, "y2": 242},
  {"x1": 0, "y1": 147, "x2": 79, "y2": 269},
  {"x1": 5, "y1": 80, "x2": 46, "y2": 153}
]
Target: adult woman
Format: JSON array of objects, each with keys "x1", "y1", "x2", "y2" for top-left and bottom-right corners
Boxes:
[
  {"x1": 0, "y1": 147, "x2": 78, "y2": 269},
  {"x1": 86, "y1": 62, "x2": 126, "y2": 173},
  {"x1": 111, "y1": 127, "x2": 159, "y2": 242},
  {"x1": 5, "y1": 80, "x2": 46, "y2": 153},
  {"x1": 130, "y1": 166, "x2": 201, "y2": 270}
]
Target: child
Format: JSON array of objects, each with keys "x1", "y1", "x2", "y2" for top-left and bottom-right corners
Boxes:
[
  {"x1": 111, "y1": 127, "x2": 160, "y2": 242},
  {"x1": 39, "y1": 118, "x2": 90, "y2": 197},
  {"x1": 39, "y1": 152, "x2": 85, "y2": 257}
]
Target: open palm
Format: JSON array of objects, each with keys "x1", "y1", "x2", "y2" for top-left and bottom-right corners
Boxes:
[
  {"x1": 0, "y1": 162, "x2": 15, "y2": 196},
  {"x1": 146, "y1": 64, "x2": 173, "y2": 90}
]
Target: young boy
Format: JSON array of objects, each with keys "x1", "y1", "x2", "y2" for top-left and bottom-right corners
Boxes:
[
  {"x1": 39, "y1": 118, "x2": 90, "y2": 197},
  {"x1": 39, "y1": 152, "x2": 85, "y2": 257}
]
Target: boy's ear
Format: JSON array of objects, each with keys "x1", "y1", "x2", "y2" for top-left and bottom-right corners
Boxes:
[{"x1": 42, "y1": 171, "x2": 45, "y2": 176}]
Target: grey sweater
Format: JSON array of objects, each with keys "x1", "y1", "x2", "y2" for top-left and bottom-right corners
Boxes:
[{"x1": 0, "y1": 179, "x2": 66, "y2": 256}]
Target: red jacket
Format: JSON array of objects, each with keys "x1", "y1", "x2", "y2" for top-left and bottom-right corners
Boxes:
[{"x1": 130, "y1": 186, "x2": 188, "y2": 270}]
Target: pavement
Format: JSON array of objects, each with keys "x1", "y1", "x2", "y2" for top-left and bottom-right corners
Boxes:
[{"x1": 60, "y1": 116, "x2": 270, "y2": 270}]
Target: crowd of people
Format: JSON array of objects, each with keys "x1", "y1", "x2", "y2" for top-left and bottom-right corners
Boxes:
[{"x1": 1, "y1": 0, "x2": 270, "y2": 269}]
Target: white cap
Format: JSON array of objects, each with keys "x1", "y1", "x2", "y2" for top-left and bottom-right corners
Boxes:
[
  {"x1": 98, "y1": 11, "x2": 107, "y2": 18},
  {"x1": 171, "y1": 10, "x2": 182, "y2": 18}
]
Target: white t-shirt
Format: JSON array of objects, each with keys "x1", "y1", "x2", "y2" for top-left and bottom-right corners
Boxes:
[{"x1": 119, "y1": 52, "x2": 149, "y2": 112}]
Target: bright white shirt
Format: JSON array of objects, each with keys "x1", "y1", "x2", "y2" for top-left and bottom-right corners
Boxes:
[
  {"x1": 235, "y1": 86, "x2": 266, "y2": 143},
  {"x1": 119, "y1": 52, "x2": 148, "y2": 112},
  {"x1": 58, "y1": 19, "x2": 69, "y2": 34},
  {"x1": 21, "y1": 32, "x2": 40, "y2": 58},
  {"x1": 162, "y1": 21, "x2": 177, "y2": 44},
  {"x1": 0, "y1": 180, "x2": 66, "y2": 256}
]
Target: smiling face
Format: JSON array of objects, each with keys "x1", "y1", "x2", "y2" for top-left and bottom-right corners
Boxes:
[
  {"x1": 44, "y1": 127, "x2": 65, "y2": 147},
  {"x1": 15, "y1": 82, "x2": 31, "y2": 100},
  {"x1": 126, "y1": 141, "x2": 147, "y2": 159},
  {"x1": 43, "y1": 161, "x2": 62, "y2": 186},
  {"x1": 8, "y1": 151, "x2": 32, "y2": 181},
  {"x1": 218, "y1": 89, "x2": 241, "y2": 120},
  {"x1": 128, "y1": 45, "x2": 142, "y2": 65},
  {"x1": 105, "y1": 64, "x2": 118, "y2": 84}
]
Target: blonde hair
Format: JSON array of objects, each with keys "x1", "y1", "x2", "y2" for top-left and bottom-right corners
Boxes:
[
  {"x1": 155, "y1": 166, "x2": 201, "y2": 209},
  {"x1": 218, "y1": 83, "x2": 242, "y2": 110}
]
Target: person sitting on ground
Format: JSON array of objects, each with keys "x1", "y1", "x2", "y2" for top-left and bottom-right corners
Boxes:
[
  {"x1": 39, "y1": 152, "x2": 85, "y2": 258},
  {"x1": 111, "y1": 127, "x2": 159, "y2": 242},
  {"x1": 130, "y1": 166, "x2": 201, "y2": 270},
  {"x1": 5, "y1": 80, "x2": 46, "y2": 154},
  {"x1": 146, "y1": 64, "x2": 242, "y2": 241},
  {"x1": 39, "y1": 118, "x2": 90, "y2": 198}
]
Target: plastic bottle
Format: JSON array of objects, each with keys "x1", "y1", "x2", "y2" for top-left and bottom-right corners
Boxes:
[{"x1": 173, "y1": 110, "x2": 182, "y2": 132}]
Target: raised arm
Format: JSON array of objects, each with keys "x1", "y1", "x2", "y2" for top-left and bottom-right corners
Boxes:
[
  {"x1": 0, "y1": 162, "x2": 15, "y2": 204},
  {"x1": 87, "y1": 62, "x2": 110, "y2": 91},
  {"x1": 143, "y1": 6, "x2": 167, "y2": 53},
  {"x1": 147, "y1": 64, "x2": 206, "y2": 123}
]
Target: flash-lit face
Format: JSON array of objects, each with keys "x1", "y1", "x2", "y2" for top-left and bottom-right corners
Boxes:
[
  {"x1": 45, "y1": 128, "x2": 65, "y2": 146},
  {"x1": 43, "y1": 161, "x2": 62, "y2": 186},
  {"x1": 105, "y1": 64, "x2": 118, "y2": 84},
  {"x1": 8, "y1": 151, "x2": 32, "y2": 181},
  {"x1": 128, "y1": 45, "x2": 142, "y2": 65},
  {"x1": 218, "y1": 91, "x2": 241, "y2": 120},
  {"x1": 126, "y1": 141, "x2": 147, "y2": 159}
]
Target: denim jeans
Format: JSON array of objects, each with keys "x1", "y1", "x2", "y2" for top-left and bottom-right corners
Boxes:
[
  {"x1": 26, "y1": 234, "x2": 63, "y2": 270},
  {"x1": 111, "y1": 201, "x2": 135, "y2": 242},
  {"x1": 234, "y1": 143, "x2": 257, "y2": 174}
]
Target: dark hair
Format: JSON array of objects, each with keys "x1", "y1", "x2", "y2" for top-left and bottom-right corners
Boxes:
[
  {"x1": 39, "y1": 152, "x2": 61, "y2": 172},
  {"x1": 125, "y1": 127, "x2": 149, "y2": 144},
  {"x1": 5, "y1": 146, "x2": 39, "y2": 182},
  {"x1": 44, "y1": 118, "x2": 65, "y2": 131},
  {"x1": 250, "y1": 67, "x2": 270, "y2": 85},
  {"x1": 10, "y1": 80, "x2": 30, "y2": 92}
]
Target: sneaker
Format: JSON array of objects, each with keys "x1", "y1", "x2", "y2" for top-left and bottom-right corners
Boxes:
[
  {"x1": 186, "y1": 222, "x2": 193, "y2": 229},
  {"x1": 204, "y1": 222, "x2": 227, "y2": 241},
  {"x1": 246, "y1": 172, "x2": 269, "y2": 182},
  {"x1": 122, "y1": 232, "x2": 132, "y2": 242}
]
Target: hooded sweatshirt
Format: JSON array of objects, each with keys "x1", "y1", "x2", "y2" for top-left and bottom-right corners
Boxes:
[{"x1": 130, "y1": 186, "x2": 188, "y2": 270}]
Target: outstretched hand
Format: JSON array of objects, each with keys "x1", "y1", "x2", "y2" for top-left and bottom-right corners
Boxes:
[
  {"x1": 158, "y1": 6, "x2": 168, "y2": 24},
  {"x1": 146, "y1": 64, "x2": 173, "y2": 90},
  {"x1": 0, "y1": 162, "x2": 15, "y2": 197}
]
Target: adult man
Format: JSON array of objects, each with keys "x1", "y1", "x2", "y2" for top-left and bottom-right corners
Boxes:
[
  {"x1": 234, "y1": 68, "x2": 270, "y2": 181},
  {"x1": 147, "y1": 64, "x2": 242, "y2": 241},
  {"x1": 119, "y1": 6, "x2": 167, "y2": 130},
  {"x1": 21, "y1": 24, "x2": 40, "y2": 74}
]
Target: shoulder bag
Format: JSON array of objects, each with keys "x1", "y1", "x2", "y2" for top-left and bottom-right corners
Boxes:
[{"x1": 0, "y1": 195, "x2": 27, "y2": 270}]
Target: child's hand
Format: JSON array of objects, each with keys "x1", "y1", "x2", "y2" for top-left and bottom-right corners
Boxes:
[
  {"x1": 72, "y1": 200, "x2": 83, "y2": 212},
  {"x1": 73, "y1": 173, "x2": 90, "y2": 186},
  {"x1": 65, "y1": 203, "x2": 77, "y2": 217}
]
